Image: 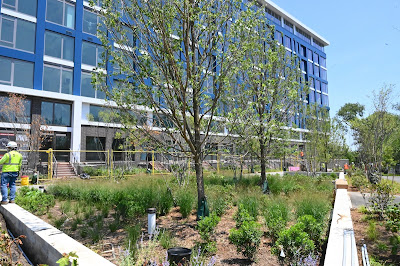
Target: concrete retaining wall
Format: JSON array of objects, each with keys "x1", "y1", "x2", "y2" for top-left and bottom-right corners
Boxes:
[
  {"x1": 0, "y1": 204, "x2": 115, "y2": 266},
  {"x1": 324, "y1": 172, "x2": 358, "y2": 266}
]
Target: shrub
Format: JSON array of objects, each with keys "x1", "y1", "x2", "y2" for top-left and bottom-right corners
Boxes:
[
  {"x1": 16, "y1": 187, "x2": 55, "y2": 215},
  {"x1": 370, "y1": 182, "x2": 394, "y2": 220},
  {"x1": 274, "y1": 223, "x2": 315, "y2": 265},
  {"x1": 229, "y1": 220, "x2": 263, "y2": 260},
  {"x1": 264, "y1": 199, "x2": 290, "y2": 240},
  {"x1": 177, "y1": 190, "x2": 195, "y2": 218},
  {"x1": 297, "y1": 215, "x2": 324, "y2": 245},
  {"x1": 196, "y1": 213, "x2": 220, "y2": 254},
  {"x1": 385, "y1": 203, "x2": 400, "y2": 233},
  {"x1": 54, "y1": 216, "x2": 67, "y2": 229},
  {"x1": 234, "y1": 204, "x2": 255, "y2": 228}
]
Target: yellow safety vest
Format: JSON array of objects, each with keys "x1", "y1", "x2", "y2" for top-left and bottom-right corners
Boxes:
[{"x1": 0, "y1": 150, "x2": 22, "y2": 173}]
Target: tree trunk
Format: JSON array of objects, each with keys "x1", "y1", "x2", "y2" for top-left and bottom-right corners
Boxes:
[
  {"x1": 194, "y1": 154, "x2": 205, "y2": 212},
  {"x1": 260, "y1": 139, "x2": 266, "y2": 186}
]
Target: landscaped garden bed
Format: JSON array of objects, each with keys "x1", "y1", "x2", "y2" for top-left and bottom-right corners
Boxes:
[
  {"x1": 0, "y1": 213, "x2": 31, "y2": 266},
  {"x1": 15, "y1": 171, "x2": 336, "y2": 265}
]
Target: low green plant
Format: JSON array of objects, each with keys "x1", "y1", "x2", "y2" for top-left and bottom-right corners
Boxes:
[
  {"x1": 16, "y1": 187, "x2": 55, "y2": 215},
  {"x1": 234, "y1": 204, "x2": 255, "y2": 228},
  {"x1": 264, "y1": 199, "x2": 289, "y2": 240},
  {"x1": 229, "y1": 220, "x2": 263, "y2": 260},
  {"x1": 54, "y1": 216, "x2": 67, "y2": 229},
  {"x1": 367, "y1": 221, "x2": 378, "y2": 241},
  {"x1": 176, "y1": 190, "x2": 195, "y2": 218},
  {"x1": 158, "y1": 230, "x2": 176, "y2": 249},
  {"x1": 210, "y1": 196, "x2": 229, "y2": 216},
  {"x1": 158, "y1": 189, "x2": 174, "y2": 216},
  {"x1": 109, "y1": 220, "x2": 120, "y2": 233},
  {"x1": 57, "y1": 251, "x2": 78, "y2": 266},
  {"x1": 389, "y1": 235, "x2": 400, "y2": 255},
  {"x1": 196, "y1": 212, "x2": 220, "y2": 254},
  {"x1": 297, "y1": 215, "x2": 324, "y2": 245},
  {"x1": 295, "y1": 195, "x2": 330, "y2": 222},
  {"x1": 125, "y1": 224, "x2": 141, "y2": 258},
  {"x1": 80, "y1": 227, "x2": 88, "y2": 238},
  {"x1": 377, "y1": 242, "x2": 388, "y2": 252},
  {"x1": 237, "y1": 197, "x2": 259, "y2": 220},
  {"x1": 273, "y1": 223, "x2": 315, "y2": 265},
  {"x1": 60, "y1": 200, "x2": 72, "y2": 215}
]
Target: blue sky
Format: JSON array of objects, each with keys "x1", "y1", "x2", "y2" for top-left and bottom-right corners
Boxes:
[{"x1": 271, "y1": 0, "x2": 400, "y2": 117}]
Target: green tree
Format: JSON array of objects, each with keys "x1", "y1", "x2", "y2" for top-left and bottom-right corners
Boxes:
[
  {"x1": 94, "y1": 0, "x2": 253, "y2": 216},
  {"x1": 228, "y1": 5, "x2": 305, "y2": 186}
]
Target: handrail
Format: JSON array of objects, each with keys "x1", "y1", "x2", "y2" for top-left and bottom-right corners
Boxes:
[{"x1": 52, "y1": 153, "x2": 58, "y2": 179}]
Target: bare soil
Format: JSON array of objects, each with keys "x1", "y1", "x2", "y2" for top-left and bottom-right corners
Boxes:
[
  {"x1": 0, "y1": 212, "x2": 31, "y2": 266},
  {"x1": 351, "y1": 208, "x2": 400, "y2": 265}
]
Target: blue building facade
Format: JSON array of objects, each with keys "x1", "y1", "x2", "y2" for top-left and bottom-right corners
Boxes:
[{"x1": 0, "y1": 0, "x2": 329, "y2": 162}]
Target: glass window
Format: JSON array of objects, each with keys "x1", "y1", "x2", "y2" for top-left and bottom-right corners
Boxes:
[
  {"x1": 0, "y1": 15, "x2": 36, "y2": 52},
  {"x1": 321, "y1": 82, "x2": 328, "y2": 93},
  {"x1": 314, "y1": 64, "x2": 319, "y2": 77},
  {"x1": 114, "y1": 25, "x2": 135, "y2": 47},
  {"x1": 274, "y1": 31, "x2": 282, "y2": 44},
  {"x1": 14, "y1": 60, "x2": 34, "y2": 88},
  {"x1": 45, "y1": 31, "x2": 74, "y2": 61},
  {"x1": 41, "y1": 101, "x2": 71, "y2": 126},
  {"x1": 83, "y1": 9, "x2": 105, "y2": 36},
  {"x1": 322, "y1": 95, "x2": 329, "y2": 106},
  {"x1": 43, "y1": 65, "x2": 73, "y2": 94},
  {"x1": 284, "y1": 36, "x2": 291, "y2": 49},
  {"x1": 320, "y1": 68, "x2": 327, "y2": 80},
  {"x1": 86, "y1": 136, "x2": 105, "y2": 161},
  {"x1": 307, "y1": 61, "x2": 313, "y2": 75},
  {"x1": 2, "y1": 0, "x2": 37, "y2": 17},
  {"x1": 54, "y1": 103, "x2": 71, "y2": 126},
  {"x1": 315, "y1": 79, "x2": 321, "y2": 91},
  {"x1": 308, "y1": 91, "x2": 315, "y2": 103},
  {"x1": 315, "y1": 92, "x2": 321, "y2": 105},
  {"x1": 300, "y1": 45, "x2": 306, "y2": 57},
  {"x1": 46, "y1": 0, "x2": 75, "y2": 29},
  {"x1": 313, "y1": 52, "x2": 319, "y2": 64},
  {"x1": 81, "y1": 72, "x2": 95, "y2": 98},
  {"x1": 306, "y1": 49, "x2": 312, "y2": 60},
  {"x1": 283, "y1": 19, "x2": 293, "y2": 33},
  {"x1": 0, "y1": 56, "x2": 34, "y2": 88},
  {"x1": 320, "y1": 57, "x2": 326, "y2": 68},
  {"x1": 0, "y1": 96, "x2": 31, "y2": 123},
  {"x1": 82, "y1": 41, "x2": 104, "y2": 67},
  {"x1": 41, "y1": 101, "x2": 53, "y2": 124}
]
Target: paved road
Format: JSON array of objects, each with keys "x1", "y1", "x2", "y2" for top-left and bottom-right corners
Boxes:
[
  {"x1": 381, "y1": 175, "x2": 400, "y2": 183},
  {"x1": 348, "y1": 191, "x2": 400, "y2": 208}
]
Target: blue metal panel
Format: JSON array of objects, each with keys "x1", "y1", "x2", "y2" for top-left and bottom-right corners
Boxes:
[
  {"x1": 33, "y1": 0, "x2": 47, "y2": 91},
  {"x1": 73, "y1": 0, "x2": 84, "y2": 96},
  {"x1": 0, "y1": 47, "x2": 35, "y2": 62},
  {"x1": 45, "y1": 22, "x2": 76, "y2": 37}
]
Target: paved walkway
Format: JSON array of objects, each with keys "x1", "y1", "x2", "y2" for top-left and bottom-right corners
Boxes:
[{"x1": 348, "y1": 191, "x2": 400, "y2": 208}]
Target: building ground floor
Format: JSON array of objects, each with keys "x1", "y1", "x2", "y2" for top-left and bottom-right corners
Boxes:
[{"x1": 0, "y1": 85, "x2": 309, "y2": 176}]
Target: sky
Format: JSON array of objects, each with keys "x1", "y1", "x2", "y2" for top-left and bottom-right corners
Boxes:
[{"x1": 270, "y1": 0, "x2": 400, "y2": 117}]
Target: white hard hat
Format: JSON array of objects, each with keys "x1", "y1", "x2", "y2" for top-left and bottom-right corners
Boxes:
[{"x1": 6, "y1": 141, "x2": 17, "y2": 149}]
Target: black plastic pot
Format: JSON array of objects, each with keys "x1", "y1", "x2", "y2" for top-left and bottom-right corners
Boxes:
[{"x1": 167, "y1": 247, "x2": 192, "y2": 265}]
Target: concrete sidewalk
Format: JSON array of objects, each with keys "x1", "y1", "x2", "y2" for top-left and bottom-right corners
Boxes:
[{"x1": 348, "y1": 191, "x2": 400, "y2": 208}]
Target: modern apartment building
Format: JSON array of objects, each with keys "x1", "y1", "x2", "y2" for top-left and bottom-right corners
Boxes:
[{"x1": 0, "y1": 0, "x2": 329, "y2": 164}]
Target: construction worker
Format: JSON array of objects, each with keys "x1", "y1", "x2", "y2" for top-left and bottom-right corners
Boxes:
[{"x1": 0, "y1": 141, "x2": 22, "y2": 205}]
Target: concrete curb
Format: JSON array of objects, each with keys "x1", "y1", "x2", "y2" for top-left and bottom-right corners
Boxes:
[
  {"x1": 0, "y1": 204, "x2": 115, "y2": 266},
  {"x1": 324, "y1": 172, "x2": 358, "y2": 266}
]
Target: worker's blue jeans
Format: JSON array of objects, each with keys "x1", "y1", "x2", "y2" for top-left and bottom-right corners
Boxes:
[{"x1": 1, "y1": 172, "x2": 18, "y2": 202}]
